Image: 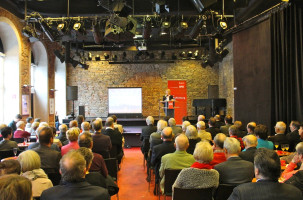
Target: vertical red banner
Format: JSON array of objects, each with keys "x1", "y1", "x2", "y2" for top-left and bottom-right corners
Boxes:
[{"x1": 168, "y1": 80, "x2": 187, "y2": 125}]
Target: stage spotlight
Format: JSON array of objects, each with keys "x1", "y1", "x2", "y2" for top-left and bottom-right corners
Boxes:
[
  {"x1": 73, "y1": 22, "x2": 81, "y2": 30},
  {"x1": 180, "y1": 21, "x2": 188, "y2": 29},
  {"x1": 221, "y1": 48, "x2": 229, "y2": 58},
  {"x1": 219, "y1": 18, "x2": 228, "y2": 30},
  {"x1": 160, "y1": 21, "x2": 171, "y2": 36},
  {"x1": 194, "y1": 50, "x2": 199, "y2": 58},
  {"x1": 179, "y1": 51, "x2": 186, "y2": 58},
  {"x1": 187, "y1": 51, "x2": 193, "y2": 58},
  {"x1": 57, "y1": 23, "x2": 65, "y2": 31},
  {"x1": 95, "y1": 55, "x2": 101, "y2": 61},
  {"x1": 112, "y1": 54, "x2": 118, "y2": 61},
  {"x1": 88, "y1": 52, "x2": 92, "y2": 61},
  {"x1": 189, "y1": 18, "x2": 203, "y2": 39},
  {"x1": 104, "y1": 53, "x2": 110, "y2": 60}
]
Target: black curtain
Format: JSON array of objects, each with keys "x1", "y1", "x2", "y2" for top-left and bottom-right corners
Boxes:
[{"x1": 271, "y1": 4, "x2": 303, "y2": 127}]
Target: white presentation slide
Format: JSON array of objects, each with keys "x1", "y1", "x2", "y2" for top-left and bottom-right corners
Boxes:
[{"x1": 108, "y1": 88, "x2": 142, "y2": 113}]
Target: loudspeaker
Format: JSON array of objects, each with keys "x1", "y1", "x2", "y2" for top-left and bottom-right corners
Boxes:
[
  {"x1": 208, "y1": 85, "x2": 219, "y2": 99},
  {"x1": 66, "y1": 86, "x2": 78, "y2": 100},
  {"x1": 79, "y1": 106, "x2": 85, "y2": 118}
]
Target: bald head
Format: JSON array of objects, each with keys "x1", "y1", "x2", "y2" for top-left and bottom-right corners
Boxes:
[
  {"x1": 243, "y1": 135, "x2": 258, "y2": 148},
  {"x1": 175, "y1": 134, "x2": 189, "y2": 151},
  {"x1": 161, "y1": 127, "x2": 173, "y2": 141}
]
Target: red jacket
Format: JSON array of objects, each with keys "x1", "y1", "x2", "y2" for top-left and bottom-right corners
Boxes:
[
  {"x1": 210, "y1": 152, "x2": 227, "y2": 166},
  {"x1": 14, "y1": 130, "x2": 30, "y2": 138}
]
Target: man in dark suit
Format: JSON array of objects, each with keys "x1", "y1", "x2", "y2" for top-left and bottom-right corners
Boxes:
[
  {"x1": 268, "y1": 121, "x2": 289, "y2": 150},
  {"x1": 140, "y1": 116, "x2": 157, "y2": 156},
  {"x1": 56, "y1": 124, "x2": 68, "y2": 145},
  {"x1": 41, "y1": 151, "x2": 110, "y2": 200},
  {"x1": 287, "y1": 121, "x2": 301, "y2": 152},
  {"x1": 215, "y1": 137, "x2": 254, "y2": 185},
  {"x1": 162, "y1": 89, "x2": 174, "y2": 118},
  {"x1": 214, "y1": 115, "x2": 225, "y2": 128},
  {"x1": 228, "y1": 148, "x2": 302, "y2": 200},
  {"x1": 239, "y1": 135, "x2": 258, "y2": 163},
  {"x1": 220, "y1": 115, "x2": 233, "y2": 136},
  {"x1": 206, "y1": 117, "x2": 220, "y2": 139},
  {"x1": 92, "y1": 119, "x2": 112, "y2": 158},
  {"x1": 33, "y1": 127, "x2": 62, "y2": 174},
  {"x1": 103, "y1": 117, "x2": 123, "y2": 162},
  {"x1": 151, "y1": 127, "x2": 175, "y2": 189},
  {"x1": 8, "y1": 114, "x2": 22, "y2": 134}
]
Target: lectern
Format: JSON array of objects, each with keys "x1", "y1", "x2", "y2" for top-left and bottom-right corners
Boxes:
[{"x1": 159, "y1": 100, "x2": 175, "y2": 118}]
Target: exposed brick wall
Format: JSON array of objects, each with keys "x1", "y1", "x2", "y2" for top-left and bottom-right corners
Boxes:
[{"x1": 67, "y1": 51, "x2": 219, "y2": 118}]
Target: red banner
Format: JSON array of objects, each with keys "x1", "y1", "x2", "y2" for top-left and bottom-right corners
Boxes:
[{"x1": 168, "y1": 80, "x2": 187, "y2": 125}]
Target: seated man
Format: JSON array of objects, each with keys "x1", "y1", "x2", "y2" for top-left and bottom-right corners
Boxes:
[
  {"x1": 211, "y1": 133, "x2": 227, "y2": 166},
  {"x1": 287, "y1": 121, "x2": 301, "y2": 152},
  {"x1": 56, "y1": 124, "x2": 68, "y2": 145},
  {"x1": 0, "y1": 127, "x2": 18, "y2": 151},
  {"x1": 61, "y1": 127, "x2": 80, "y2": 156},
  {"x1": 78, "y1": 132, "x2": 108, "y2": 177},
  {"x1": 239, "y1": 135, "x2": 258, "y2": 163},
  {"x1": 220, "y1": 115, "x2": 233, "y2": 136},
  {"x1": 92, "y1": 119, "x2": 112, "y2": 157},
  {"x1": 32, "y1": 127, "x2": 62, "y2": 174},
  {"x1": 215, "y1": 137, "x2": 254, "y2": 185},
  {"x1": 14, "y1": 121, "x2": 31, "y2": 139},
  {"x1": 229, "y1": 125, "x2": 245, "y2": 150},
  {"x1": 0, "y1": 159, "x2": 21, "y2": 175},
  {"x1": 151, "y1": 127, "x2": 175, "y2": 187},
  {"x1": 246, "y1": 122, "x2": 256, "y2": 135},
  {"x1": 168, "y1": 118, "x2": 182, "y2": 136},
  {"x1": 81, "y1": 122, "x2": 91, "y2": 133},
  {"x1": 41, "y1": 151, "x2": 110, "y2": 200},
  {"x1": 28, "y1": 126, "x2": 60, "y2": 152},
  {"x1": 150, "y1": 120, "x2": 167, "y2": 150},
  {"x1": 206, "y1": 117, "x2": 220, "y2": 139},
  {"x1": 268, "y1": 121, "x2": 289, "y2": 150},
  {"x1": 140, "y1": 116, "x2": 157, "y2": 157},
  {"x1": 159, "y1": 134, "x2": 195, "y2": 193},
  {"x1": 197, "y1": 121, "x2": 212, "y2": 141},
  {"x1": 228, "y1": 148, "x2": 302, "y2": 200},
  {"x1": 8, "y1": 114, "x2": 22, "y2": 133}
]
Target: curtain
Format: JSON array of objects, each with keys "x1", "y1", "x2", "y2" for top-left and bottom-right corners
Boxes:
[{"x1": 271, "y1": 4, "x2": 303, "y2": 127}]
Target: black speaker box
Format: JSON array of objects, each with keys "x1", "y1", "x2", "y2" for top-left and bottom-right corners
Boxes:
[
  {"x1": 79, "y1": 106, "x2": 85, "y2": 118},
  {"x1": 66, "y1": 86, "x2": 78, "y2": 100},
  {"x1": 208, "y1": 85, "x2": 219, "y2": 99}
]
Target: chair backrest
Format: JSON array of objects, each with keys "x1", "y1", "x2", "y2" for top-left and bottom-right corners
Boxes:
[
  {"x1": 109, "y1": 144, "x2": 118, "y2": 158},
  {"x1": 142, "y1": 138, "x2": 150, "y2": 153},
  {"x1": 164, "y1": 169, "x2": 182, "y2": 195},
  {"x1": 46, "y1": 172, "x2": 61, "y2": 186},
  {"x1": 0, "y1": 150, "x2": 21, "y2": 160},
  {"x1": 94, "y1": 150, "x2": 110, "y2": 159},
  {"x1": 173, "y1": 187, "x2": 214, "y2": 200},
  {"x1": 215, "y1": 184, "x2": 236, "y2": 200},
  {"x1": 104, "y1": 158, "x2": 118, "y2": 181},
  {"x1": 14, "y1": 138, "x2": 25, "y2": 143}
]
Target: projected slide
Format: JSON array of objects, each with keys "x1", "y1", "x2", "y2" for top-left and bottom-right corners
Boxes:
[{"x1": 108, "y1": 88, "x2": 142, "y2": 114}]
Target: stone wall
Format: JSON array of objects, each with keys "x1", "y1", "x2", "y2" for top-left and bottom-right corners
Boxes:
[
  {"x1": 218, "y1": 42, "x2": 234, "y2": 119},
  {"x1": 67, "y1": 51, "x2": 219, "y2": 118}
]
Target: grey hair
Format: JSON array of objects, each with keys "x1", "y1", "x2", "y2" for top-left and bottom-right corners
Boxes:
[
  {"x1": 81, "y1": 122, "x2": 90, "y2": 131},
  {"x1": 18, "y1": 150, "x2": 41, "y2": 172},
  {"x1": 157, "y1": 120, "x2": 167, "y2": 132},
  {"x1": 16, "y1": 121, "x2": 25, "y2": 128},
  {"x1": 193, "y1": 142, "x2": 214, "y2": 163},
  {"x1": 224, "y1": 137, "x2": 241, "y2": 154},
  {"x1": 185, "y1": 125, "x2": 198, "y2": 139},
  {"x1": 59, "y1": 124, "x2": 67, "y2": 132},
  {"x1": 197, "y1": 121, "x2": 206, "y2": 129},
  {"x1": 168, "y1": 118, "x2": 176, "y2": 126},
  {"x1": 182, "y1": 121, "x2": 191, "y2": 131},
  {"x1": 275, "y1": 121, "x2": 286, "y2": 133},
  {"x1": 296, "y1": 142, "x2": 303, "y2": 155},
  {"x1": 146, "y1": 116, "x2": 154, "y2": 125}
]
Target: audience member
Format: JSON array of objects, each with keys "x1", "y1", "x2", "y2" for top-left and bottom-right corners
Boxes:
[
  {"x1": 25, "y1": 117, "x2": 33, "y2": 133},
  {"x1": 28, "y1": 126, "x2": 60, "y2": 152},
  {"x1": 214, "y1": 114, "x2": 225, "y2": 128},
  {"x1": 197, "y1": 114, "x2": 208, "y2": 128},
  {"x1": 197, "y1": 121, "x2": 212, "y2": 141},
  {"x1": 111, "y1": 115, "x2": 123, "y2": 134},
  {"x1": 0, "y1": 174, "x2": 32, "y2": 200},
  {"x1": 81, "y1": 122, "x2": 90, "y2": 133},
  {"x1": 0, "y1": 160, "x2": 21, "y2": 175},
  {"x1": 185, "y1": 125, "x2": 201, "y2": 154},
  {"x1": 214, "y1": 137, "x2": 254, "y2": 185},
  {"x1": 92, "y1": 119, "x2": 112, "y2": 156},
  {"x1": 181, "y1": 120, "x2": 191, "y2": 134},
  {"x1": 0, "y1": 127, "x2": 18, "y2": 151},
  {"x1": 159, "y1": 134, "x2": 195, "y2": 193},
  {"x1": 211, "y1": 133, "x2": 227, "y2": 166},
  {"x1": 61, "y1": 127, "x2": 80, "y2": 156},
  {"x1": 268, "y1": 121, "x2": 289, "y2": 150},
  {"x1": 168, "y1": 118, "x2": 182, "y2": 137},
  {"x1": 254, "y1": 124, "x2": 274, "y2": 149},
  {"x1": 287, "y1": 121, "x2": 301, "y2": 152},
  {"x1": 32, "y1": 127, "x2": 62, "y2": 173},
  {"x1": 8, "y1": 114, "x2": 22, "y2": 133},
  {"x1": 220, "y1": 115, "x2": 233, "y2": 135},
  {"x1": 151, "y1": 127, "x2": 175, "y2": 188},
  {"x1": 69, "y1": 120, "x2": 78, "y2": 129},
  {"x1": 104, "y1": 117, "x2": 123, "y2": 161},
  {"x1": 31, "y1": 121, "x2": 39, "y2": 137},
  {"x1": 76, "y1": 115, "x2": 85, "y2": 130},
  {"x1": 172, "y1": 142, "x2": 219, "y2": 195},
  {"x1": 39, "y1": 122, "x2": 49, "y2": 128},
  {"x1": 41, "y1": 151, "x2": 110, "y2": 200},
  {"x1": 18, "y1": 150, "x2": 53, "y2": 197},
  {"x1": 0, "y1": 123, "x2": 7, "y2": 130},
  {"x1": 78, "y1": 132, "x2": 108, "y2": 177},
  {"x1": 229, "y1": 125, "x2": 244, "y2": 150},
  {"x1": 150, "y1": 120, "x2": 167, "y2": 150},
  {"x1": 14, "y1": 121, "x2": 31, "y2": 139},
  {"x1": 246, "y1": 122, "x2": 256, "y2": 135},
  {"x1": 239, "y1": 135, "x2": 258, "y2": 163},
  {"x1": 56, "y1": 124, "x2": 68, "y2": 144},
  {"x1": 234, "y1": 120, "x2": 246, "y2": 138},
  {"x1": 228, "y1": 148, "x2": 302, "y2": 200},
  {"x1": 206, "y1": 117, "x2": 220, "y2": 138},
  {"x1": 51, "y1": 126, "x2": 62, "y2": 149},
  {"x1": 141, "y1": 116, "x2": 157, "y2": 157},
  {"x1": 34, "y1": 118, "x2": 41, "y2": 123}
]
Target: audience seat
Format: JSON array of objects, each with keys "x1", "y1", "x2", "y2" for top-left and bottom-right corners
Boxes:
[
  {"x1": 164, "y1": 169, "x2": 182, "y2": 198},
  {"x1": 0, "y1": 150, "x2": 21, "y2": 160},
  {"x1": 13, "y1": 138, "x2": 25, "y2": 143},
  {"x1": 215, "y1": 184, "x2": 236, "y2": 200},
  {"x1": 104, "y1": 158, "x2": 118, "y2": 181},
  {"x1": 173, "y1": 187, "x2": 213, "y2": 200},
  {"x1": 46, "y1": 172, "x2": 61, "y2": 186},
  {"x1": 94, "y1": 150, "x2": 110, "y2": 159}
]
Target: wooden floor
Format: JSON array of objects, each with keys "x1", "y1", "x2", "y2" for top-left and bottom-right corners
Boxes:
[{"x1": 111, "y1": 147, "x2": 172, "y2": 200}]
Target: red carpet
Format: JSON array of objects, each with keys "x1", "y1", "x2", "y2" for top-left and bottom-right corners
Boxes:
[{"x1": 111, "y1": 147, "x2": 171, "y2": 200}]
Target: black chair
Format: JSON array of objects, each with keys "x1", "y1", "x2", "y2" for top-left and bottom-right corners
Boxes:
[
  {"x1": 163, "y1": 169, "x2": 182, "y2": 199},
  {"x1": 215, "y1": 184, "x2": 236, "y2": 200},
  {"x1": 104, "y1": 158, "x2": 118, "y2": 181},
  {"x1": 0, "y1": 150, "x2": 22, "y2": 160},
  {"x1": 173, "y1": 187, "x2": 214, "y2": 200},
  {"x1": 13, "y1": 138, "x2": 25, "y2": 143}
]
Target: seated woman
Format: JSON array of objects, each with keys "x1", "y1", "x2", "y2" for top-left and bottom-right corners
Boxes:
[
  {"x1": 185, "y1": 125, "x2": 201, "y2": 154},
  {"x1": 282, "y1": 142, "x2": 303, "y2": 182},
  {"x1": 18, "y1": 150, "x2": 53, "y2": 198},
  {"x1": 172, "y1": 141, "x2": 219, "y2": 193},
  {"x1": 0, "y1": 174, "x2": 32, "y2": 200},
  {"x1": 254, "y1": 124, "x2": 274, "y2": 150}
]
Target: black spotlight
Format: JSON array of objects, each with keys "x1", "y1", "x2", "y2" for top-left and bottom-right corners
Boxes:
[
  {"x1": 112, "y1": 54, "x2": 118, "y2": 61},
  {"x1": 95, "y1": 55, "x2": 101, "y2": 61},
  {"x1": 104, "y1": 53, "x2": 110, "y2": 60},
  {"x1": 88, "y1": 52, "x2": 92, "y2": 61},
  {"x1": 179, "y1": 51, "x2": 186, "y2": 58},
  {"x1": 187, "y1": 51, "x2": 193, "y2": 58}
]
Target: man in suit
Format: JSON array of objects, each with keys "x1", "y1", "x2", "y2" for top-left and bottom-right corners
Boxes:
[
  {"x1": 92, "y1": 119, "x2": 112, "y2": 158},
  {"x1": 287, "y1": 121, "x2": 301, "y2": 152},
  {"x1": 33, "y1": 127, "x2": 62, "y2": 174},
  {"x1": 215, "y1": 137, "x2": 254, "y2": 185},
  {"x1": 151, "y1": 127, "x2": 175, "y2": 189},
  {"x1": 14, "y1": 121, "x2": 31, "y2": 139},
  {"x1": 268, "y1": 121, "x2": 289, "y2": 150},
  {"x1": 197, "y1": 114, "x2": 208, "y2": 128},
  {"x1": 168, "y1": 118, "x2": 182, "y2": 136},
  {"x1": 56, "y1": 124, "x2": 68, "y2": 145},
  {"x1": 228, "y1": 148, "x2": 302, "y2": 200},
  {"x1": 220, "y1": 115, "x2": 233, "y2": 136},
  {"x1": 162, "y1": 89, "x2": 174, "y2": 118},
  {"x1": 239, "y1": 135, "x2": 258, "y2": 163},
  {"x1": 246, "y1": 122, "x2": 256, "y2": 135},
  {"x1": 8, "y1": 114, "x2": 22, "y2": 133},
  {"x1": 229, "y1": 125, "x2": 245, "y2": 150},
  {"x1": 103, "y1": 117, "x2": 123, "y2": 162},
  {"x1": 41, "y1": 151, "x2": 110, "y2": 200},
  {"x1": 214, "y1": 114, "x2": 225, "y2": 128},
  {"x1": 206, "y1": 117, "x2": 220, "y2": 139},
  {"x1": 140, "y1": 116, "x2": 157, "y2": 156},
  {"x1": 159, "y1": 134, "x2": 195, "y2": 193},
  {"x1": 211, "y1": 133, "x2": 227, "y2": 166},
  {"x1": 149, "y1": 120, "x2": 167, "y2": 150}
]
